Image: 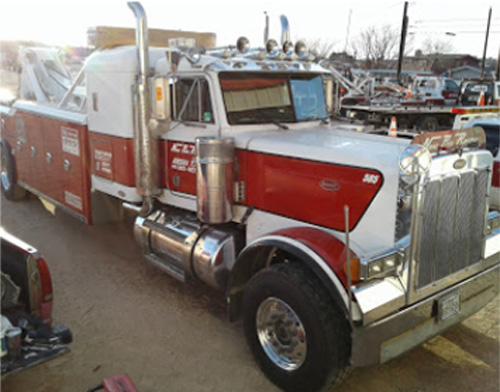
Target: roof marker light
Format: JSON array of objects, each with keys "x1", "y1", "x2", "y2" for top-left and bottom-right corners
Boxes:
[{"x1": 236, "y1": 37, "x2": 250, "y2": 53}]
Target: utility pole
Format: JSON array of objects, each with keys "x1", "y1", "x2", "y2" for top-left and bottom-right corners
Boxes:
[
  {"x1": 496, "y1": 45, "x2": 500, "y2": 80},
  {"x1": 264, "y1": 11, "x2": 269, "y2": 45},
  {"x1": 397, "y1": 2, "x2": 409, "y2": 85},
  {"x1": 480, "y1": 6, "x2": 492, "y2": 79},
  {"x1": 344, "y1": 9, "x2": 352, "y2": 54}
]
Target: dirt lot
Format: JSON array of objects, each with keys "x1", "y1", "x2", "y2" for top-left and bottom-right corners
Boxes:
[{"x1": 1, "y1": 193, "x2": 499, "y2": 392}]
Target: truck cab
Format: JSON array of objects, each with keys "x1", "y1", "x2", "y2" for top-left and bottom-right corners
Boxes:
[{"x1": 412, "y1": 76, "x2": 459, "y2": 106}]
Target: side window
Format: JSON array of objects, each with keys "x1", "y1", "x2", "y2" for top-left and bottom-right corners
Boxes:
[
  {"x1": 174, "y1": 78, "x2": 214, "y2": 123},
  {"x1": 480, "y1": 124, "x2": 499, "y2": 157},
  {"x1": 445, "y1": 80, "x2": 459, "y2": 91}
]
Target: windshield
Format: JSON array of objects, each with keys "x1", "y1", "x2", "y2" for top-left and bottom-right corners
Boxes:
[{"x1": 220, "y1": 72, "x2": 327, "y2": 125}]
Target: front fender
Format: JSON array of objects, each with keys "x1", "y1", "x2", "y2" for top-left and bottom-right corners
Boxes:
[{"x1": 227, "y1": 227, "x2": 354, "y2": 321}]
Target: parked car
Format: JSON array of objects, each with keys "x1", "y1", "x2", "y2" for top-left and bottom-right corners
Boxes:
[
  {"x1": 1, "y1": 228, "x2": 72, "y2": 377},
  {"x1": 458, "y1": 79, "x2": 498, "y2": 106}
]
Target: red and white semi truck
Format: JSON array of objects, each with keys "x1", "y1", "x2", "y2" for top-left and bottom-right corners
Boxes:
[{"x1": 1, "y1": 3, "x2": 499, "y2": 391}]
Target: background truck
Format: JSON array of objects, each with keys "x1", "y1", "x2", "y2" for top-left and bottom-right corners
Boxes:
[
  {"x1": 342, "y1": 103, "x2": 500, "y2": 133},
  {"x1": 411, "y1": 76, "x2": 460, "y2": 106},
  {"x1": 1, "y1": 3, "x2": 499, "y2": 391}
]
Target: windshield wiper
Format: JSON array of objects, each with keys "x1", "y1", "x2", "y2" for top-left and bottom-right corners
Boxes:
[{"x1": 271, "y1": 120, "x2": 289, "y2": 130}]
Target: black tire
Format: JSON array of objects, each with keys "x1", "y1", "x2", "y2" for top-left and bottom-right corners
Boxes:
[
  {"x1": 242, "y1": 263, "x2": 351, "y2": 392},
  {"x1": 1, "y1": 139, "x2": 26, "y2": 201},
  {"x1": 416, "y1": 116, "x2": 439, "y2": 132}
]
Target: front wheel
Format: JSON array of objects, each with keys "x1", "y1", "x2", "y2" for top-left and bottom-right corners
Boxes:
[{"x1": 242, "y1": 263, "x2": 351, "y2": 392}]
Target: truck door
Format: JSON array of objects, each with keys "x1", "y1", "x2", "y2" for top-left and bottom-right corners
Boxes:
[{"x1": 163, "y1": 77, "x2": 218, "y2": 197}]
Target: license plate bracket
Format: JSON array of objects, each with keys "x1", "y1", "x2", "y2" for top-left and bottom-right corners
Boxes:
[{"x1": 437, "y1": 291, "x2": 461, "y2": 322}]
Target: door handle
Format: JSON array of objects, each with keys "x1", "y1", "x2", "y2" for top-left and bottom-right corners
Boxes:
[{"x1": 63, "y1": 159, "x2": 71, "y2": 171}]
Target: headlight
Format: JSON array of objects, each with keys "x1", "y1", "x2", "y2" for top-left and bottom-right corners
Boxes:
[
  {"x1": 395, "y1": 145, "x2": 431, "y2": 242},
  {"x1": 343, "y1": 251, "x2": 404, "y2": 283},
  {"x1": 399, "y1": 144, "x2": 431, "y2": 176},
  {"x1": 360, "y1": 251, "x2": 403, "y2": 280}
]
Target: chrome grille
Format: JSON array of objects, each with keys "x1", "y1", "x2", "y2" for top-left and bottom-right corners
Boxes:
[{"x1": 417, "y1": 168, "x2": 489, "y2": 288}]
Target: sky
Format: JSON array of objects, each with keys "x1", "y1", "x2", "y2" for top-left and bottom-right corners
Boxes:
[{"x1": 0, "y1": 0, "x2": 499, "y2": 59}]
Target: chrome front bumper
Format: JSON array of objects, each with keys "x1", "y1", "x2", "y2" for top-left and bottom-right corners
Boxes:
[{"x1": 350, "y1": 263, "x2": 499, "y2": 367}]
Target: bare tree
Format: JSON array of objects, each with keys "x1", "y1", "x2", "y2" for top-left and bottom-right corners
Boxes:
[
  {"x1": 422, "y1": 37, "x2": 454, "y2": 54},
  {"x1": 355, "y1": 24, "x2": 400, "y2": 68},
  {"x1": 300, "y1": 38, "x2": 338, "y2": 61}
]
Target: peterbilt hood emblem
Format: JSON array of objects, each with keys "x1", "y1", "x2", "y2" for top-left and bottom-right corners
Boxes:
[
  {"x1": 453, "y1": 158, "x2": 467, "y2": 170},
  {"x1": 320, "y1": 179, "x2": 340, "y2": 191}
]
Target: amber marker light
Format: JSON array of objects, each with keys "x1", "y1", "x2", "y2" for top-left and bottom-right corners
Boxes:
[{"x1": 343, "y1": 258, "x2": 361, "y2": 283}]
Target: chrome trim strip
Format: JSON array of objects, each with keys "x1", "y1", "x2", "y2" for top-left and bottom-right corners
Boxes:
[
  {"x1": 18, "y1": 182, "x2": 87, "y2": 223},
  {"x1": 91, "y1": 175, "x2": 142, "y2": 203},
  {"x1": 0, "y1": 105, "x2": 16, "y2": 116},
  {"x1": 12, "y1": 100, "x2": 87, "y2": 125},
  {"x1": 0, "y1": 228, "x2": 40, "y2": 257}
]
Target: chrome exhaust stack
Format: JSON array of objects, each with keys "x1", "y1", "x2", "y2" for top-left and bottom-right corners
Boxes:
[
  {"x1": 128, "y1": 1, "x2": 160, "y2": 215},
  {"x1": 280, "y1": 15, "x2": 291, "y2": 46},
  {"x1": 279, "y1": 15, "x2": 294, "y2": 57},
  {"x1": 196, "y1": 137, "x2": 235, "y2": 224}
]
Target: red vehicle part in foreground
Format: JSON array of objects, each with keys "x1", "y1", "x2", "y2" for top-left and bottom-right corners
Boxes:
[
  {"x1": 88, "y1": 374, "x2": 139, "y2": 392},
  {"x1": 0, "y1": 229, "x2": 53, "y2": 327},
  {"x1": 1, "y1": 229, "x2": 71, "y2": 377}
]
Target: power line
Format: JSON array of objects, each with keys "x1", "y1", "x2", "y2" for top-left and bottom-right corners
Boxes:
[
  {"x1": 415, "y1": 18, "x2": 500, "y2": 22},
  {"x1": 409, "y1": 29, "x2": 500, "y2": 34}
]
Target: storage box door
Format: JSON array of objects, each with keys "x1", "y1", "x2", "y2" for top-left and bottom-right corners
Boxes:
[
  {"x1": 41, "y1": 117, "x2": 64, "y2": 202},
  {"x1": 60, "y1": 123, "x2": 91, "y2": 220},
  {"x1": 22, "y1": 112, "x2": 46, "y2": 193}
]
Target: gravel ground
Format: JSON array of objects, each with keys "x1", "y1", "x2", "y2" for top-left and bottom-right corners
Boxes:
[{"x1": 1, "y1": 193, "x2": 499, "y2": 392}]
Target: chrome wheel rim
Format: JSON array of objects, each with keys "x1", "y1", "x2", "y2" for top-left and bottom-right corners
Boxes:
[
  {"x1": 1, "y1": 152, "x2": 11, "y2": 191},
  {"x1": 256, "y1": 297, "x2": 307, "y2": 371}
]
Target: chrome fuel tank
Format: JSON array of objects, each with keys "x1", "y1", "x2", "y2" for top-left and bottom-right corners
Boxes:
[{"x1": 134, "y1": 208, "x2": 241, "y2": 291}]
